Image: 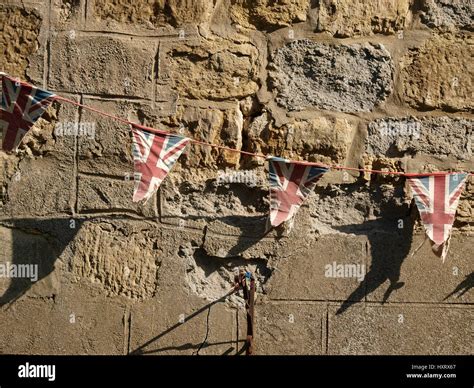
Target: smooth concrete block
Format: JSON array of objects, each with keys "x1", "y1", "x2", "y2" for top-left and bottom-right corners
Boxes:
[
  {"x1": 255, "y1": 300, "x2": 326, "y2": 355},
  {"x1": 367, "y1": 234, "x2": 474, "y2": 304},
  {"x1": 328, "y1": 304, "x2": 474, "y2": 355},
  {"x1": 267, "y1": 234, "x2": 368, "y2": 301}
]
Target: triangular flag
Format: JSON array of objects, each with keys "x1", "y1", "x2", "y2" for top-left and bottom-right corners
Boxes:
[
  {"x1": 268, "y1": 156, "x2": 328, "y2": 228},
  {"x1": 407, "y1": 173, "x2": 468, "y2": 261},
  {"x1": 0, "y1": 74, "x2": 55, "y2": 152},
  {"x1": 131, "y1": 124, "x2": 189, "y2": 203}
]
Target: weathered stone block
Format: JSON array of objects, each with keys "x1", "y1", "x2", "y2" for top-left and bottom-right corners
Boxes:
[
  {"x1": 457, "y1": 176, "x2": 474, "y2": 226},
  {"x1": 70, "y1": 221, "x2": 160, "y2": 299},
  {"x1": 92, "y1": 0, "x2": 215, "y2": 28},
  {"x1": 78, "y1": 99, "x2": 135, "y2": 176},
  {"x1": 1, "y1": 99, "x2": 77, "y2": 212},
  {"x1": 160, "y1": 172, "x2": 267, "y2": 227},
  {"x1": 270, "y1": 40, "x2": 393, "y2": 112},
  {"x1": 77, "y1": 175, "x2": 157, "y2": 217},
  {"x1": 1, "y1": 98, "x2": 78, "y2": 214},
  {"x1": 242, "y1": 112, "x2": 361, "y2": 168},
  {"x1": 0, "y1": 3, "x2": 44, "y2": 78},
  {"x1": 202, "y1": 219, "x2": 279, "y2": 260},
  {"x1": 255, "y1": 301, "x2": 326, "y2": 355},
  {"x1": 366, "y1": 116, "x2": 473, "y2": 160},
  {"x1": 230, "y1": 0, "x2": 308, "y2": 31},
  {"x1": 49, "y1": 34, "x2": 155, "y2": 98},
  {"x1": 21, "y1": 100, "x2": 78, "y2": 158},
  {"x1": 307, "y1": 185, "x2": 399, "y2": 233},
  {"x1": 51, "y1": 0, "x2": 83, "y2": 31},
  {"x1": 172, "y1": 104, "x2": 244, "y2": 167},
  {"x1": 0, "y1": 154, "x2": 17, "y2": 208},
  {"x1": 420, "y1": 0, "x2": 473, "y2": 31},
  {"x1": 328, "y1": 304, "x2": 473, "y2": 354},
  {"x1": 317, "y1": 0, "x2": 410, "y2": 37},
  {"x1": 401, "y1": 34, "x2": 473, "y2": 112},
  {"x1": 167, "y1": 0, "x2": 216, "y2": 25},
  {"x1": 3, "y1": 157, "x2": 74, "y2": 217},
  {"x1": 161, "y1": 38, "x2": 260, "y2": 100},
  {"x1": 289, "y1": 116, "x2": 357, "y2": 163}
]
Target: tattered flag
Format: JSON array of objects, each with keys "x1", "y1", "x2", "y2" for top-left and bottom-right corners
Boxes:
[
  {"x1": 1, "y1": 74, "x2": 55, "y2": 152},
  {"x1": 268, "y1": 157, "x2": 327, "y2": 228},
  {"x1": 408, "y1": 173, "x2": 468, "y2": 261},
  {"x1": 131, "y1": 124, "x2": 189, "y2": 203}
]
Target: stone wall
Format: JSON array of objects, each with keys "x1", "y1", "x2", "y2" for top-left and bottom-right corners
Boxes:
[{"x1": 0, "y1": 0, "x2": 472, "y2": 355}]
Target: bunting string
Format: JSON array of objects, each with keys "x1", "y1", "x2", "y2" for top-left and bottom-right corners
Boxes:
[
  {"x1": 8, "y1": 75, "x2": 474, "y2": 178},
  {"x1": 1, "y1": 73, "x2": 472, "y2": 261}
]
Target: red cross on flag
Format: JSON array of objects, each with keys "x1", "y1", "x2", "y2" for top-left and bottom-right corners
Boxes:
[
  {"x1": 1, "y1": 73, "x2": 55, "y2": 152},
  {"x1": 131, "y1": 124, "x2": 189, "y2": 203},
  {"x1": 268, "y1": 157, "x2": 328, "y2": 228},
  {"x1": 408, "y1": 173, "x2": 468, "y2": 261}
]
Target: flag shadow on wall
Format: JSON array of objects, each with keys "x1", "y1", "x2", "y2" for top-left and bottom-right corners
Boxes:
[
  {"x1": 0, "y1": 217, "x2": 83, "y2": 308},
  {"x1": 444, "y1": 272, "x2": 474, "y2": 300},
  {"x1": 0, "y1": 209, "x2": 271, "y2": 306},
  {"x1": 334, "y1": 191, "x2": 417, "y2": 315}
]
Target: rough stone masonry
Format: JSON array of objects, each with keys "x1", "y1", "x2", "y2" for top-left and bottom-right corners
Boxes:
[{"x1": 0, "y1": 0, "x2": 472, "y2": 355}]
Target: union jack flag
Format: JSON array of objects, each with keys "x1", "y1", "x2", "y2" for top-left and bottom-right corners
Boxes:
[
  {"x1": 268, "y1": 157, "x2": 328, "y2": 228},
  {"x1": 1, "y1": 74, "x2": 55, "y2": 152},
  {"x1": 408, "y1": 173, "x2": 468, "y2": 255},
  {"x1": 131, "y1": 124, "x2": 189, "y2": 203}
]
